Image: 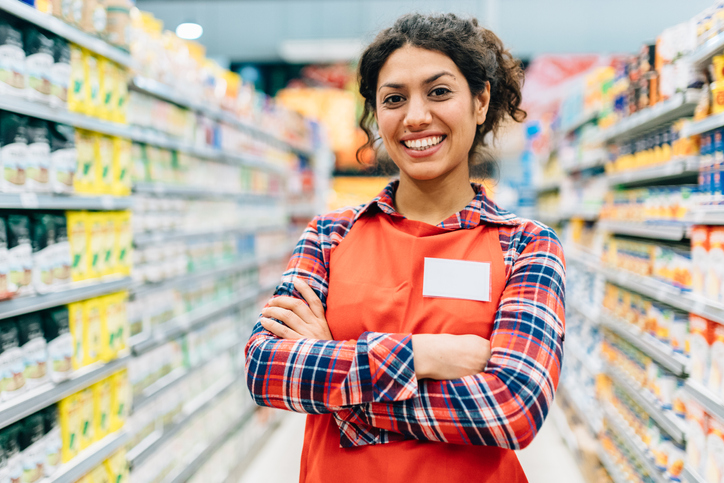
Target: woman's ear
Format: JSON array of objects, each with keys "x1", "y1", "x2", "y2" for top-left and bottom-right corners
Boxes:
[{"x1": 475, "y1": 82, "x2": 491, "y2": 125}]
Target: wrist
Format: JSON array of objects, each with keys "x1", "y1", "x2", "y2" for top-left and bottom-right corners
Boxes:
[{"x1": 411, "y1": 334, "x2": 433, "y2": 380}]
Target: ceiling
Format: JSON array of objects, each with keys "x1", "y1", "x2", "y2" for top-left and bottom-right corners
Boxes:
[{"x1": 136, "y1": 0, "x2": 716, "y2": 64}]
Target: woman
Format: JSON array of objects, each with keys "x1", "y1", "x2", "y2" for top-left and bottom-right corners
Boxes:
[{"x1": 245, "y1": 12, "x2": 565, "y2": 483}]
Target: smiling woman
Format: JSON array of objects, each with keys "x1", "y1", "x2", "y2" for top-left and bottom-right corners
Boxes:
[{"x1": 245, "y1": 12, "x2": 566, "y2": 483}]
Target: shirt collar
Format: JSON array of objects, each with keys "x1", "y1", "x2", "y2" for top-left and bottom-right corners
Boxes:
[{"x1": 356, "y1": 180, "x2": 522, "y2": 229}]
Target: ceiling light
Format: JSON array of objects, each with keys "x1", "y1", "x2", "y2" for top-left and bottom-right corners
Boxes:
[{"x1": 176, "y1": 22, "x2": 203, "y2": 40}]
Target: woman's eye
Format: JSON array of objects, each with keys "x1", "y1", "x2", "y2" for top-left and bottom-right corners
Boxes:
[
  {"x1": 431, "y1": 87, "x2": 451, "y2": 97},
  {"x1": 384, "y1": 95, "x2": 404, "y2": 104}
]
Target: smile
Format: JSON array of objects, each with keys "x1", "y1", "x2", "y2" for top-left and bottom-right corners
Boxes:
[{"x1": 401, "y1": 135, "x2": 446, "y2": 151}]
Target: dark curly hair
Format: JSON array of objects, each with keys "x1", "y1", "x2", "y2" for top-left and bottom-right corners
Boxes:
[{"x1": 357, "y1": 13, "x2": 526, "y2": 166}]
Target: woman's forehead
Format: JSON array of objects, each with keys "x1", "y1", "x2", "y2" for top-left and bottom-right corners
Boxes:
[{"x1": 378, "y1": 46, "x2": 461, "y2": 88}]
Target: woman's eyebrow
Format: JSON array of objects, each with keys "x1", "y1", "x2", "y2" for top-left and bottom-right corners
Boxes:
[{"x1": 379, "y1": 71, "x2": 456, "y2": 92}]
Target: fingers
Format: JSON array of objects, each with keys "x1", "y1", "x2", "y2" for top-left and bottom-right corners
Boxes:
[
  {"x1": 260, "y1": 317, "x2": 302, "y2": 340},
  {"x1": 293, "y1": 279, "x2": 326, "y2": 319},
  {"x1": 261, "y1": 306, "x2": 308, "y2": 334},
  {"x1": 268, "y1": 294, "x2": 316, "y2": 324}
]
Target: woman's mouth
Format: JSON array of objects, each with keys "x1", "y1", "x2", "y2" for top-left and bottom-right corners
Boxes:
[{"x1": 401, "y1": 135, "x2": 446, "y2": 151}]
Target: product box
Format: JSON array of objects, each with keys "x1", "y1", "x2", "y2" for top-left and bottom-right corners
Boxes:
[
  {"x1": 18, "y1": 313, "x2": 48, "y2": 389},
  {"x1": 82, "y1": 298, "x2": 103, "y2": 367},
  {"x1": 58, "y1": 394, "x2": 81, "y2": 462},
  {"x1": 0, "y1": 17, "x2": 26, "y2": 97},
  {"x1": 0, "y1": 320, "x2": 25, "y2": 400},
  {"x1": 87, "y1": 212, "x2": 105, "y2": 279},
  {"x1": 708, "y1": 226, "x2": 724, "y2": 301},
  {"x1": 67, "y1": 45, "x2": 86, "y2": 114},
  {"x1": 101, "y1": 214, "x2": 116, "y2": 277},
  {"x1": 113, "y1": 212, "x2": 132, "y2": 276},
  {"x1": 77, "y1": 387, "x2": 95, "y2": 451},
  {"x1": 7, "y1": 215, "x2": 33, "y2": 296},
  {"x1": 93, "y1": 378, "x2": 112, "y2": 441},
  {"x1": 95, "y1": 135, "x2": 113, "y2": 195},
  {"x1": 73, "y1": 130, "x2": 95, "y2": 194},
  {"x1": 42, "y1": 307, "x2": 73, "y2": 383},
  {"x1": 49, "y1": 124, "x2": 76, "y2": 194},
  {"x1": 68, "y1": 301, "x2": 84, "y2": 370},
  {"x1": 90, "y1": 464, "x2": 111, "y2": 483},
  {"x1": 689, "y1": 314, "x2": 714, "y2": 386},
  {"x1": 43, "y1": 405, "x2": 61, "y2": 477},
  {"x1": 104, "y1": 449, "x2": 128, "y2": 483},
  {"x1": 710, "y1": 322, "x2": 724, "y2": 400},
  {"x1": 84, "y1": 51, "x2": 102, "y2": 119},
  {"x1": 705, "y1": 416, "x2": 724, "y2": 483},
  {"x1": 109, "y1": 370, "x2": 129, "y2": 432},
  {"x1": 692, "y1": 225, "x2": 710, "y2": 296},
  {"x1": 66, "y1": 211, "x2": 89, "y2": 282},
  {"x1": 112, "y1": 138, "x2": 132, "y2": 196}
]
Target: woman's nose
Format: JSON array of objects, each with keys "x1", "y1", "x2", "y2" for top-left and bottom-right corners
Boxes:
[{"x1": 403, "y1": 96, "x2": 432, "y2": 130}]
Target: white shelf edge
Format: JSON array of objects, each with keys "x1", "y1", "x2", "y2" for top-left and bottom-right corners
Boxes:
[
  {"x1": 684, "y1": 380, "x2": 724, "y2": 424},
  {"x1": 606, "y1": 157, "x2": 699, "y2": 187},
  {"x1": 597, "y1": 445, "x2": 629, "y2": 483},
  {"x1": 0, "y1": 193, "x2": 133, "y2": 210},
  {"x1": 691, "y1": 32, "x2": 724, "y2": 69},
  {"x1": 132, "y1": 183, "x2": 279, "y2": 201},
  {"x1": 133, "y1": 224, "x2": 285, "y2": 246},
  {"x1": 0, "y1": 0, "x2": 134, "y2": 68},
  {"x1": 599, "y1": 220, "x2": 689, "y2": 241},
  {"x1": 683, "y1": 466, "x2": 708, "y2": 483},
  {"x1": 557, "y1": 382, "x2": 601, "y2": 437}
]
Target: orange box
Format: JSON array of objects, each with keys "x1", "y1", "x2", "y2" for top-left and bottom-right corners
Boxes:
[{"x1": 688, "y1": 315, "x2": 714, "y2": 386}]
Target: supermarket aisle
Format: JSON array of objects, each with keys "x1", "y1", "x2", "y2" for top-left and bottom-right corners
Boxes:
[{"x1": 237, "y1": 403, "x2": 586, "y2": 483}]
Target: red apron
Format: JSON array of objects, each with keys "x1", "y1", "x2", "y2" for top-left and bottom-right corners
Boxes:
[{"x1": 299, "y1": 213, "x2": 528, "y2": 482}]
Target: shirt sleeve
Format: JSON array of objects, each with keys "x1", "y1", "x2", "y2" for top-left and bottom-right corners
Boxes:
[
  {"x1": 244, "y1": 215, "x2": 419, "y2": 414},
  {"x1": 332, "y1": 223, "x2": 565, "y2": 449}
]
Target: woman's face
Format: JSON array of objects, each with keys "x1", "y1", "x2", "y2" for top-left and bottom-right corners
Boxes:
[{"x1": 376, "y1": 45, "x2": 490, "y2": 183}]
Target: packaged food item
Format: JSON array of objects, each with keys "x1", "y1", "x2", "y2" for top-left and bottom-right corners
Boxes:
[
  {"x1": 42, "y1": 307, "x2": 72, "y2": 383},
  {"x1": 709, "y1": 227, "x2": 724, "y2": 301},
  {"x1": 112, "y1": 138, "x2": 131, "y2": 196},
  {"x1": 705, "y1": 416, "x2": 724, "y2": 483},
  {"x1": 104, "y1": 0, "x2": 132, "y2": 48},
  {"x1": 26, "y1": 119, "x2": 51, "y2": 193},
  {"x1": 0, "y1": 320, "x2": 25, "y2": 399},
  {"x1": 710, "y1": 322, "x2": 724, "y2": 399},
  {"x1": 77, "y1": 387, "x2": 94, "y2": 450},
  {"x1": 0, "y1": 112, "x2": 29, "y2": 193},
  {"x1": 686, "y1": 399, "x2": 709, "y2": 474},
  {"x1": 80, "y1": 0, "x2": 106, "y2": 37},
  {"x1": 671, "y1": 311, "x2": 689, "y2": 354},
  {"x1": 7, "y1": 215, "x2": 33, "y2": 296},
  {"x1": 90, "y1": 464, "x2": 110, "y2": 483},
  {"x1": 0, "y1": 17, "x2": 26, "y2": 96},
  {"x1": 50, "y1": 37, "x2": 70, "y2": 107},
  {"x1": 17, "y1": 313, "x2": 48, "y2": 388},
  {"x1": 23, "y1": 27, "x2": 53, "y2": 103},
  {"x1": 52, "y1": 215, "x2": 70, "y2": 290},
  {"x1": 668, "y1": 439, "x2": 685, "y2": 482},
  {"x1": 58, "y1": 393, "x2": 80, "y2": 462},
  {"x1": 100, "y1": 215, "x2": 115, "y2": 278},
  {"x1": 114, "y1": 64, "x2": 128, "y2": 124},
  {"x1": 67, "y1": 44, "x2": 86, "y2": 114},
  {"x1": 689, "y1": 314, "x2": 714, "y2": 386},
  {"x1": 113, "y1": 212, "x2": 131, "y2": 276},
  {"x1": 74, "y1": 130, "x2": 95, "y2": 194},
  {"x1": 109, "y1": 370, "x2": 128, "y2": 432},
  {"x1": 30, "y1": 214, "x2": 55, "y2": 295},
  {"x1": 96, "y1": 135, "x2": 113, "y2": 194},
  {"x1": 41, "y1": 405, "x2": 60, "y2": 477},
  {"x1": 104, "y1": 449, "x2": 128, "y2": 483},
  {"x1": 0, "y1": 218, "x2": 11, "y2": 300},
  {"x1": 85, "y1": 51, "x2": 102, "y2": 118},
  {"x1": 49, "y1": 123, "x2": 76, "y2": 194},
  {"x1": 93, "y1": 378, "x2": 112, "y2": 441},
  {"x1": 83, "y1": 298, "x2": 102, "y2": 367},
  {"x1": 109, "y1": 292, "x2": 127, "y2": 353},
  {"x1": 20, "y1": 413, "x2": 45, "y2": 483},
  {"x1": 2, "y1": 423, "x2": 22, "y2": 483},
  {"x1": 68, "y1": 301, "x2": 84, "y2": 370},
  {"x1": 66, "y1": 211, "x2": 88, "y2": 282},
  {"x1": 88, "y1": 213, "x2": 105, "y2": 278},
  {"x1": 98, "y1": 58, "x2": 115, "y2": 121}
]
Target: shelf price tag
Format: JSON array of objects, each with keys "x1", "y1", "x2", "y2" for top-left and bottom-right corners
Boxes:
[{"x1": 20, "y1": 193, "x2": 39, "y2": 209}]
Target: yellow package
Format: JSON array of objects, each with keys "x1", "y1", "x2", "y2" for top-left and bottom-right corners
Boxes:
[
  {"x1": 91, "y1": 464, "x2": 110, "y2": 483},
  {"x1": 112, "y1": 138, "x2": 132, "y2": 196},
  {"x1": 93, "y1": 378, "x2": 112, "y2": 441},
  {"x1": 109, "y1": 370, "x2": 129, "y2": 432},
  {"x1": 97, "y1": 294, "x2": 114, "y2": 363},
  {"x1": 85, "y1": 51, "x2": 102, "y2": 118},
  {"x1": 69, "y1": 301, "x2": 85, "y2": 370},
  {"x1": 68, "y1": 44, "x2": 86, "y2": 114},
  {"x1": 59, "y1": 394, "x2": 81, "y2": 462},
  {"x1": 113, "y1": 292, "x2": 129, "y2": 352},
  {"x1": 74, "y1": 130, "x2": 96, "y2": 194},
  {"x1": 114, "y1": 65, "x2": 129, "y2": 124},
  {"x1": 83, "y1": 297, "x2": 103, "y2": 366},
  {"x1": 75, "y1": 474, "x2": 93, "y2": 483},
  {"x1": 99, "y1": 59, "x2": 116, "y2": 122},
  {"x1": 104, "y1": 449, "x2": 129, "y2": 483},
  {"x1": 96, "y1": 135, "x2": 114, "y2": 195},
  {"x1": 113, "y1": 212, "x2": 132, "y2": 276},
  {"x1": 67, "y1": 211, "x2": 89, "y2": 282},
  {"x1": 101, "y1": 214, "x2": 116, "y2": 277},
  {"x1": 87, "y1": 213, "x2": 106, "y2": 279},
  {"x1": 77, "y1": 387, "x2": 95, "y2": 450}
]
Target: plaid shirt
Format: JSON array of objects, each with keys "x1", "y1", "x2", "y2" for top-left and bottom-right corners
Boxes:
[{"x1": 244, "y1": 180, "x2": 565, "y2": 449}]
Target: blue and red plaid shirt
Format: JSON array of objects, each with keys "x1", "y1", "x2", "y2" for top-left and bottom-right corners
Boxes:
[{"x1": 244, "y1": 180, "x2": 565, "y2": 449}]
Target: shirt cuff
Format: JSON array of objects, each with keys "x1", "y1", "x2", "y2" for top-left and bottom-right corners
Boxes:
[{"x1": 358, "y1": 332, "x2": 417, "y2": 403}]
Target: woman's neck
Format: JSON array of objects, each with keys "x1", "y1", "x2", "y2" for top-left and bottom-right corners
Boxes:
[{"x1": 394, "y1": 169, "x2": 476, "y2": 226}]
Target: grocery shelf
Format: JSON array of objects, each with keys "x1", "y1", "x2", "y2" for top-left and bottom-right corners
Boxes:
[
  {"x1": 535, "y1": 180, "x2": 561, "y2": 194},
  {"x1": 49, "y1": 430, "x2": 129, "y2": 483},
  {"x1": 0, "y1": 277, "x2": 132, "y2": 320},
  {"x1": 130, "y1": 291, "x2": 257, "y2": 355},
  {"x1": 599, "y1": 311, "x2": 688, "y2": 376},
  {"x1": 0, "y1": 193, "x2": 133, "y2": 210},
  {"x1": 598, "y1": 90, "x2": 702, "y2": 143},
  {"x1": 561, "y1": 110, "x2": 599, "y2": 135},
  {"x1": 684, "y1": 380, "x2": 724, "y2": 423},
  {"x1": 128, "y1": 375, "x2": 237, "y2": 468},
  {"x1": 597, "y1": 445, "x2": 628, "y2": 483},
  {"x1": 566, "y1": 344, "x2": 601, "y2": 376},
  {"x1": 683, "y1": 466, "x2": 708, "y2": 483},
  {"x1": 563, "y1": 148, "x2": 608, "y2": 174},
  {"x1": 221, "y1": 418, "x2": 280, "y2": 483},
  {"x1": 130, "y1": 76, "x2": 313, "y2": 158},
  {"x1": 602, "y1": 403, "x2": 668, "y2": 483},
  {"x1": 606, "y1": 157, "x2": 699, "y2": 187},
  {"x1": 0, "y1": 0, "x2": 134, "y2": 68},
  {"x1": 132, "y1": 182, "x2": 278, "y2": 202},
  {"x1": 599, "y1": 220, "x2": 689, "y2": 241},
  {"x1": 561, "y1": 208, "x2": 600, "y2": 221},
  {"x1": 568, "y1": 301, "x2": 601, "y2": 326},
  {"x1": 133, "y1": 224, "x2": 285, "y2": 246},
  {"x1": 166, "y1": 404, "x2": 259, "y2": 483},
  {"x1": 691, "y1": 33, "x2": 724, "y2": 70},
  {"x1": 565, "y1": 246, "x2": 601, "y2": 273},
  {"x1": 604, "y1": 365, "x2": 687, "y2": 445},
  {"x1": 537, "y1": 213, "x2": 564, "y2": 226},
  {"x1": 0, "y1": 355, "x2": 128, "y2": 430},
  {"x1": 681, "y1": 111, "x2": 724, "y2": 138},
  {"x1": 686, "y1": 204, "x2": 724, "y2": 225},
  {"x1": 557, "y1": 382, "x2": 601, "y2": 437}
]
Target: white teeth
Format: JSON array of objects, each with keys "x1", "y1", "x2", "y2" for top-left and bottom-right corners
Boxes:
[{"x1": 403, "y1": 136, "x2": 443, "y2": 151}]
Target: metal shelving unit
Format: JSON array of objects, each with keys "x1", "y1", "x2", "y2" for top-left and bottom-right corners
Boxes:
[
  {"x1": 682, "y1": 111, "x2": 724, "y2": 138},
  {"x1": 598, "y1": 90, "x2": 702, "y2": 143},
  {"x1": 687, "y1": 204, "x2": 724, "y2": 225},
  {"x1": 0, "y1": 355, "x2": 128, "y2": 430},
  {"x1": 683, "y1": 466, "x2": 708, "y2": 483},
  {"x1": 0, "y1": 193, "x2": 133, "y2": 210},
  {"x1": 561, "y1": 110, "x2": 599, "y2": 135},
  {"x1": 567, "y1": 344, "x2": 601, "y2": 376},
  {"x1": 0, "y1": 277, "x2": 132, "y2": 320},
  {"x1": 563, "y1": 149, "x2": 608, "y2": 174},
  {"x1": 684, "y1": 380, "x2": 724, "y2": 423},
  {"x1": 606, "y1": 157, "x2": 699, "y2": 187},
  {"x1": 557, "y1": 383, "x2": 601, "y2": 437},
  {"x1": 49, "y1": 430, "x2": 129, "y2": 483},
  {"x1": 132, "y1": 182, "x2": 277, "y2": 202},
  {"x1": 568, "y1": 301, "x2": 601, "y2": 326},
  {"x1": 597, "y1": 445, "x2": 628, "y2": 483},
  {"x1": 605, "y1": 365, "x2": 687, "y2": 445},
  {"x1": 691, "y1": 32, "x2": 724, "y2": 69},
  {"x1": 133, "y1": 224, "x2": 284, "y2": 246},
  {"x1": 599, "y1": 311, "x2": 688, "y2": 376},
  {"x1": 0, "y1": 0, "x2": 134, "y2": 67},
  {"x1": 599, "y1": 220, "x2": 689, "y2": 241}
]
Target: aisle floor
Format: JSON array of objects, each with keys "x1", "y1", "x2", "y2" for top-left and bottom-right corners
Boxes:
[{"x1": 238, "y1": 403, "x2": 586, "y2": 483}]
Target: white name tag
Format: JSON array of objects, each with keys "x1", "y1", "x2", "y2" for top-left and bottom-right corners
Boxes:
[{"x1": 422, "y1": 258, "x2": 491, "y2": 302}]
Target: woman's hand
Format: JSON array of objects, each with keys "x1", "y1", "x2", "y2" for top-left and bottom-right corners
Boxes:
[
  {"x1": 412, "y1": 334, "x2": 491, "y2": 380},
  {"x1": 259, "y1": 279, "x2": 333, "y2": 341}
]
